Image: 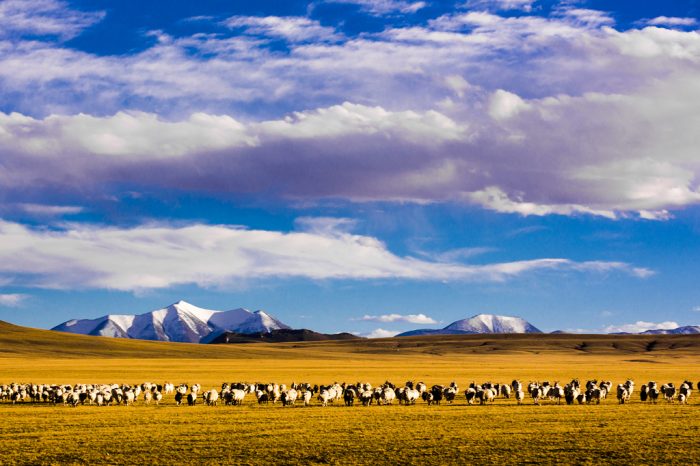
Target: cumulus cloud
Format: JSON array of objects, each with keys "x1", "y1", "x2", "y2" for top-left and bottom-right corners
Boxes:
[
  {"x1": 359, "y1": 313, "x2": 438, "y2": 324},
  {"x1": 0, "y1": 293, "x2": 28, "y2": 307},
  {"x1": 0, "y1": 218, "x2": 650, "y2": 292},
  {"x1": 363, "y1": 328, "x2": 400, "y2": 338},
  {"x1": 603, "y1": 321, "x2": 680, "y2": 334},
  {"x1": 488, "y1": 89, "x2": 530, "y2": 120},
  {"x1": 1, "y1": 7, "x2": 700, "y2": 218}
]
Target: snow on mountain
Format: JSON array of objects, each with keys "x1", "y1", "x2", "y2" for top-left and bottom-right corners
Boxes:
[
  {"x1": 639, "y1": 325, "x2": 700, "y2": 335},
  {"x1": 52, "y1": 300, "x2": 290, "y2": 343},
  {"x1": 396, "y1": 314, "x2": 541, "y2": 337}
]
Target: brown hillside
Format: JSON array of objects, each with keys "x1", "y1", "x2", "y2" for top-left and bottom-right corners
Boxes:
[{"x1": 1, "y1": 320, "x2": 699, "y2": 359}]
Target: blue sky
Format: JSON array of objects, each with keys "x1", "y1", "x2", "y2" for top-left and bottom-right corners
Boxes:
[{"x1": 0, "y1": 0, "x2": 699, "y2": 336}]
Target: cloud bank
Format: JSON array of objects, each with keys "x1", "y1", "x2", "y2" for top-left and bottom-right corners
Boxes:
[
  {"x1": 0, "y1": 3, "x2": 699, "y2": 219},
  {"x1": 0, "y1": 218, "x2": 650, "y2": 292},
  {"x1": 359, "y1": 313, "x2": 438, "y2": 324}
]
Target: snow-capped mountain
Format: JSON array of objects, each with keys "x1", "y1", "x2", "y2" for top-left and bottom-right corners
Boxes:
[
  {"x1": 52, "y1": 300, "x2": 290, "y2": 343},
  {"x1": 396, "y1": 314, "x2": 541, "y2": 337},
  {"x1": 639, "y1": 326, "x2": 700, "y2": 335}
]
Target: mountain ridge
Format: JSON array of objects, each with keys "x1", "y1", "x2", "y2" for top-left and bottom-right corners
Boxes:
[
  {"x1": 52, "y1": 300, "x2": 290, "y2": 343},
  {"x1": 397, "y1": 313, "x2": 542, "y2": 337}
]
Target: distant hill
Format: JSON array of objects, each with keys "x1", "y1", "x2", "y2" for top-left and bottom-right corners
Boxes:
[
  {"x1": 398, "y1": 314, "x2": 541, "y2": 337},
  {"x1": 208, "y1": 328, "x2": 362, "y2": 344},
  {"x1": 640, "y1": 326, "x2": 700, "y2": 335},
  {"x1": 52, "y1": 300, "x2": 290, "y2": 343},
  {"x1": 2, "y1": 320, "x2": 700, "y2": 358}
]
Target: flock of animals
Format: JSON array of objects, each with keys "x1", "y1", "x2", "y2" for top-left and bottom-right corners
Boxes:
[{"x1": 0, "y1": 379, "x2": 696, "y2": 407}]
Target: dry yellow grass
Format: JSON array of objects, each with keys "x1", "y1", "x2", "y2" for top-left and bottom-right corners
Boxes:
[{"x1": 1, "y1": 321, "x2": 699, "y2": 464}]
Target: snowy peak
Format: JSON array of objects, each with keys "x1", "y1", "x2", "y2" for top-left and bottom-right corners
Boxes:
[
  {"x1": 396, "y1": 313, "x2": 541, "y2": 337},
  {"x1": 52, "y1": 301, "x2": 290, "y2": 343},
  {"x1": 640, "y1": 326, "x2": 700, "y2": 335},
  {"x1": 445, "y1": 314, "x2": 541, "y2": 334},
  {"x1": 238, "y1": 310, "x2": 291, "y2": 334}
]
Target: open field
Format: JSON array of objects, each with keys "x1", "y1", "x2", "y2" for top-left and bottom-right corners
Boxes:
[{"x1": 1, "y1": 321, "x2": 700, "y2": 464}]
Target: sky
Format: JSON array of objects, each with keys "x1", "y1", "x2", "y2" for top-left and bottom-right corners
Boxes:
[{"x1": 0, "y1": 0, "x2": 699, "y2": 336}]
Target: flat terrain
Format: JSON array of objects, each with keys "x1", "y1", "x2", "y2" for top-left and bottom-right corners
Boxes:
[{"x1": 1, "y1": 321, "x2": 699, "y2": 465}]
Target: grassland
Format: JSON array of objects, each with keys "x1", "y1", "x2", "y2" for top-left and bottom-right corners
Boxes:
[{"x1": 1, "y1": 321, "x2": 699, "y2": 465}]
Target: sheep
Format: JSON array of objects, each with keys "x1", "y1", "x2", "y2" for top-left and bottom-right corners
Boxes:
[
  {"x1": 230, "y1": 389, "x2": 245, "y2": 406},
  {"x1": 647, "y1": 382, "x2": 660, "y2": 404},
  {"x1": 302, "y1": 390, "x2": 312, "y2": 406},
  {"x1": 381, "y1": 387, "x2": 396, "y2": 405},
  {"x1": 123, "y1": 389, "x2": 135, "y2": 406},
  {"x1": 430, "y1": 385, "x2": 444, "y2": 405},
  {"x1": 464, "y1": 387, "x2": 477, "y2": 405},
  {"x1": 550, "y1": 384, "x2": 565, "y2": 405},
  {"x1": 255, "y1": 390, "x2": 269, "y2": 404},
  {"x1": 357, "y1": 390, "x2": 372, "y2": 406},
  {"x1": 640, "y1": 384, "x2": 648, "y2": 402},
  {"x1": 679, "y1": 382, "x2": 692, "y2": 404},
  {"x1": 564, "y1": 384, "x2": 578, "y2": 405},
  {"x1": 444, "y1": 386, "x2": 458, "y2": 404},
  {"x1": 282, "y1": 388, "x2": 298, "y2": 407},
  {"x1": 203, "y1": 389, "x2": 219, "y2": 406},
  {"x1": 623, "y1": 380, "x2": 635, "y2": 399},
  {"x1": 343, "y1": 387, "x2": 356, "y2": 406},
  {"x1": 318, "y1": 390, "x2": 333, "y2": 407},
  {"x1": 529, "y1": 383, "x2": 543, "y2": 405},
  {"x1": 478, "y1": 387, "x2": 496, "y2": 405},
  {"x1": 661, "y1": 383, "x2": 676, "y2": 402},
  {"x1": 588, "y1": 387, "x2": 602, "y2": 405},
  {"x1": 404, "y1": 388, "x2": 420, "y2": 405},
  {"x1": 500, "y1": 384, "x2": 511, "y2": 399},
  {"x1": 616, "y1": 384, "x2": 629, "y2": 404}
]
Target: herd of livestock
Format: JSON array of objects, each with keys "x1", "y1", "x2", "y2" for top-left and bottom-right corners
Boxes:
[{"x1": 0, "y1": 379, "x2": 697, "y2": 408}]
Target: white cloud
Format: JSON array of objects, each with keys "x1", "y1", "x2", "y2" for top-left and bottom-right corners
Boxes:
[
  {"x1": 433, "y1": 247, "x2": 495, "y2": 262},
  {"x1": 0, "y1": 0, "x2": 105, "y2": 40},
  {"x1": 364, "y1": 328, "x2": 400, "y2": 338},
  {"x1": 692, "y1": 306, "x2": 700, "y2": 312},
  {"x1": 0, "y1": 293, "x2": 28, "y2": 307},
  {"x1": 0, "y1": 111, "x2": 254, "y2": 158},
  {"x1": 463, "y1": 0, "x2": 536, "y2": 12},
  {"x1": 224, "y1": 16, "x2": 340, "y2": 42},
  {"x1": 445, "y1": 75, "x2": 473, "y2": 98},
  {"x1": 0, "y1": 104, "x2": 460, "y2": 160},
  {"x1": 604, "y1": 321, "x2": 679, "y2": 334},
  {"x1": 645, "y1": 17, "x2": 698, "y2": 28},
  {"x1": 16, "y1": 204, "x2": 83, "y2": 216},
  {"x1": 324, "y1": 0, "x2": 426, "y2": 15},
  {"x1": 466, "y1": 187, "x2": 618, "y2": 219},
  {"x1": 294, "y1": 217, "x2": 358, "y2": 236},
  {"x1": 0, "y1": 218, "x2": 651, "y2": 292},
  {"x1": 359, "y1": 313, "x2": 438, "y2": 324},
  {"x1": 488, "y1": 89, "x2": 530, "y2": 120},
  {"x1": 556, "y1": 8, "x2": 614, "y2": 27}
]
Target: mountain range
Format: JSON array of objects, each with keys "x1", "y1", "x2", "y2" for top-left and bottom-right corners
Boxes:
[
  {"x1": 396, "y1": 314, "x2": 542, "y2": 337},
  {"x1": 51, "y1": 302, "x2": 699, "y2": 342},
  {"x1": 637, "y1": 326, "x2": 700, "y2": 335},
  {"x1": 52, "y1": 300, "x2": 290, "y2": 343}
]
